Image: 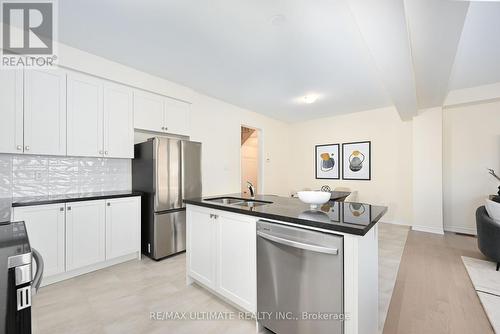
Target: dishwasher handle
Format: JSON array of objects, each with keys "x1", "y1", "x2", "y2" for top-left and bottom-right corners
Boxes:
[{"x1": 257, "y1": 231, "x2": 338, "y2": 255}]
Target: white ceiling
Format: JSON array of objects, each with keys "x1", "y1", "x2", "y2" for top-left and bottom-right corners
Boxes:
[
  {"x1": 57, "y1": 0, "x2": 500, "y2": 122},
  {"x1": 449, "y1": 2, "x2": 500, "y2": 90}
]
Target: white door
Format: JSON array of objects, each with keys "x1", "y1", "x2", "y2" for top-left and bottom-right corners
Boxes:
[
  {"x1": 65, "y1": 200, "x2": 106, "y2": 271},
  {"x1": 0, "y1": 69, "x2": 23, "y2": 154},
  {"x1": 105, "y1": 197, "x2": 140, "y2": 260},
  {"x1": 13, "y1": 204, "x2": 66, "y2": 277},
  {"x1": 133, "y1": 90, "x2": 164, "y2": 132},
  {"x1": 67, "y1": 72, "x2": 104, "y2": 157},
  {"x1": 187, "y1": 208, "x2": 216, "y2": 288},
  {"x1": 164, "y1": 97, "x2": 190, "y2": 136},
  {"x1": 216, "y1": 213, "x2": 257, "y2": 312},
  {"x1": 24, "y1": 68, "x2": 66, "y2": 156},
  {"x1": 104, "y1": 82, "x2": 134, "y2": 158}
]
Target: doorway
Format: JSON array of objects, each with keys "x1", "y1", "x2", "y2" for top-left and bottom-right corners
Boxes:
[{"x1": 241, "y1": 126, "x2": 260, "y2": 196}]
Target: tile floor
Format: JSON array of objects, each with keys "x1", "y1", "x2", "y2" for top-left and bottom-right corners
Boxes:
[{"x1": 32, "y1": 223, "x2": 409, "y2": 334}]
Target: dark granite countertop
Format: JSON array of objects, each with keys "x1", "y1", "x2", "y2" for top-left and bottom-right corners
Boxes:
[
  {"x1": 184, "y1": 194, "x2": 387, "y2": 236},
  {"x1": 11, "y1": 191, "x2": 142, "y2": 207}
]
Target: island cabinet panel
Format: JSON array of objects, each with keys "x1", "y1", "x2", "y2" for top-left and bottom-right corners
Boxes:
[
  {"x1": 13, "y1": 204, "x2": 66, "y2": 277},
  {"x1": 65, "y1": 200, "x2": 106, "y2": 271},
  {"x1": 216, "y1": 213, "x2": 257, "y2": 313},
  {"x1": 187, "y1": 208, "x2": 217, "y2": 289},
  {"x1": 186, "y1": 205, "x2": 258, "y2": 312}
]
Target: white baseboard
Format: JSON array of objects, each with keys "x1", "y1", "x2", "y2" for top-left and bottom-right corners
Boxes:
[
  {"x1": 379, "y1": 220, "x2": 411, "y2": 227},
  {"x1": 412, "y1": 225, "x2": 444, "y2": 235},
  {"x1": 444, "y1": 225, "x2": 477, "y2": 236},
  {"x1": 40, "y1": 252, "x2": 140, "y2": 287}
]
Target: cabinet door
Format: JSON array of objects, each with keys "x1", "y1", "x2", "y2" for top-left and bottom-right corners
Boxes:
[
  {"x1": 65, "y1": 200, "x2": 106, "y2": 271},
  {"x1": 133, "y1": 90, "x2": 164, "y2": 132},
  {"x1": 187, "y1": 208, "x2": 216, "y2": 288},
  {"x1": 13, "y1": 204, "x2": 66, "y2": 277},
  {"x1": 0, "y1": 69, "x2": 23, "y2": 154},
  {"x1": 105, "y1": 197, "x2": 140, "y2": 260},
  {"x1": 104, "y1": 82, "x2": 134, "y2": 158},
  {"x1": 164, "y1": 97, "x2": 190, "y2": 136},
  {"x1": 216, "y1": 213, "x2": 257, "y2": 312},
  {"x1": 24, "y1": 68, "x2": 66, "y2": 156},
  {"x1": 67, "y1": 72, "x2": 104, "y2": 157}
]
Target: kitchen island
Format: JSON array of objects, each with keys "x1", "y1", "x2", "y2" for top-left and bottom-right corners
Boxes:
[{"x1": 184, "y1": 194, "x2": 387, "y2": 334}]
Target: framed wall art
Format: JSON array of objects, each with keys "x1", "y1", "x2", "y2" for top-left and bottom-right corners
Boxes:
[
  {"x1": 315, "y1": 144, "x2": 340, "y2": 179},
  {"x1": 342, "y1": 141, "x2": 371, "y2": 180}
]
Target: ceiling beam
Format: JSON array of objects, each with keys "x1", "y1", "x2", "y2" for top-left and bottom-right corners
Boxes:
[
  {"x1": 404, "y1": 0, "x2": 470, "y2": 109},
  {"x1": 347, "y1": 0, "x2": 418, "y2": 121}
]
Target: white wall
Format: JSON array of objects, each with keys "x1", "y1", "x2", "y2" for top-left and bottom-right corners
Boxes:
[
  {"x1": 412, "y1": 107, "x2": 444, "y2": 234},
  {"x1": 443, "y1": 100, "x2": 500, "y2": 234},
  {"x1": 288, "y1": 107, "x2": 413, "y2": 225},
  {"x1": 55, "y1": 43, "x2": 291, "y2": 197},
  {"x1": 189, "y1": 93, "x2": 290, "y2": 197}
]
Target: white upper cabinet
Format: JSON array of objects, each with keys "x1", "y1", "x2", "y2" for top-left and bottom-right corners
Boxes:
[
  {"x1": 0, "y1": 69, "x2": 23, "y2": 154},
  {"x1": 24, "y1": 68, "x2": 67, "y2": 156},
  {"x1": 104, "y1": 83, "x2": 134, "y2": 158},
  {"x1": 133, "y1": 90, "x2": 164, "y2": 132},
  {"x1": 67, "y1": 72, "x2": 104, "y2": 157},
  {"x1": 164, "y1": 97, "x2": 190, "y2": 136},
  {"x1": 134, "y1": 90, "x2": 191, "y2": 136},
  {"x1": 67, "y1": 71, "x2": 134, "y2": 159}
]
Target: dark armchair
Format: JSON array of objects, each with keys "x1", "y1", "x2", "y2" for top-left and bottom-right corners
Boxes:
[{"x1": 476, "y1": 206, "x2": 500, "y2": 271}]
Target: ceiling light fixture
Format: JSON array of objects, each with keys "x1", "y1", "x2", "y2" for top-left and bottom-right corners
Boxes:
[
  {"x1": 269, "y1": 14, "x2": 287, "y2": 27},
  {"x1": 303, "y1": 94, "x2": 319, "y2": 104}
]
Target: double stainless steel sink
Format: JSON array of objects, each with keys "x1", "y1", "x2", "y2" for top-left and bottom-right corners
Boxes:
[{"x1": 205, "y1": 197, "x2": 273, "y2": 208}]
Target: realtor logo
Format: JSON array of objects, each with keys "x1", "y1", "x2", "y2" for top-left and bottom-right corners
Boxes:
[{"x1": 1, "y1": 1, "x2": 58, "y2": 67}]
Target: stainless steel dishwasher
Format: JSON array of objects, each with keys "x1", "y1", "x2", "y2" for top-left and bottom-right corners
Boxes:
[{"x1": 257, "y1": 220, "x2": 343, "y2": 334}]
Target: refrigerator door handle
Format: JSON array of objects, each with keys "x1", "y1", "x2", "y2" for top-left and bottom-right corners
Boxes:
[{"x1": 154, "y1": 138, "x2": 160, "y2": 211}]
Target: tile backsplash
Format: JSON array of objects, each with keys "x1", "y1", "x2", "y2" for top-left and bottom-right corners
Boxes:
[{"x1": 0, "y1": 154, "x2": 131, "y2": 198}]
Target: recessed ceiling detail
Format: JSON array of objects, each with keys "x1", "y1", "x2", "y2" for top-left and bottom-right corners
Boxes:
[{"x1": 57, "y1": 0, "x2": 500, "y2": 122}]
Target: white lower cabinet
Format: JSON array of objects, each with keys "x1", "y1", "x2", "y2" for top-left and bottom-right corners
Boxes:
[
  {"x1": 12, "y1": 196, "x2": 141, "y2": 285},
  {"x1": 12, "y1": 204, "x2": 66, "y2": 277},
  {"x1": 187, "y1": 206, "x2": 257, "y2": 312},
  {"x1": 187, "y1": 208, "x2": 217, "y2": 289},
  {"x1": 65, "y1": 200, "x2": 106, "y2": 271},
  {"x1": 105, "y1": 197, "x2": 140, "y2": 260}
]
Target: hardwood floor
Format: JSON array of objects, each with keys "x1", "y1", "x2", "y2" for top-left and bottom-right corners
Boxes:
[{"x1": 383, "y1": 230, "x2": 494, "y2": 334}]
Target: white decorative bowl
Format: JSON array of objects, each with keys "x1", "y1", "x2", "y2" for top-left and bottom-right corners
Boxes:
[
  {"x1": 486, "y1": 198, "x2": 500, "y2": 222},
  {"x1": 297, "y1": 191, "x2": 331, "y2": 210}
]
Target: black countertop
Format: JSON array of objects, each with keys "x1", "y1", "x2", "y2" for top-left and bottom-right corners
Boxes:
[
  {"x1": 184, "y1": 194, "x2": 387, "y2": 236},
  {"x1": 11, "y1": 191, "x2": 142, "y2": 208}
]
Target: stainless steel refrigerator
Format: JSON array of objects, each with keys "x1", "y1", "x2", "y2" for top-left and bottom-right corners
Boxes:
[{"x1": 132, "y1": 137, "x2": 202, "y2": 260}]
